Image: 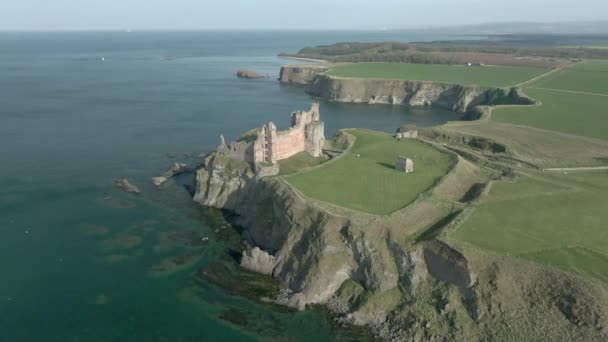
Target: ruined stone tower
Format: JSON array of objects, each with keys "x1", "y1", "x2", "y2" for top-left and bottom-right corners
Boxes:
[
  {"x1": 217, "y1": 102, "x2": 325, "y2": 165},
  {"x1": 253, "y1": 102, "x2": 324, "y2": 164}
]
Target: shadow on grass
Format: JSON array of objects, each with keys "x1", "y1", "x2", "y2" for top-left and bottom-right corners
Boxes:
[
  {"x1": 594, "y1": 157, "x2": 608, "y2": 164},
  {"x1": 376, "y1": 162, "x2": 396, "y2": 170}
]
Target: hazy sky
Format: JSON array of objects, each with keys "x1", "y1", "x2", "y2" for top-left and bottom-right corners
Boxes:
[{"x1": 1, "y1": 0, "x2": 607, "y2": 31}]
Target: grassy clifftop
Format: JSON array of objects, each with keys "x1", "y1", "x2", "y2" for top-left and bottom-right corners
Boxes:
[
  {"x1": 284, "y1": 129, "x2": 454, "y2": 215},
  {"x1": 453, "y1": 170, "x2": 608, "y2": 283},
  {"x1": 493, "y1": 60, "x2": 608, "y2": 140},
  {"x1": 326, "y1": 63, "x2": 549, "y2": 88}
]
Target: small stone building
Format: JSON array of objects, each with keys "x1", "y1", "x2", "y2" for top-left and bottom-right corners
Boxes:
[
  {"x1": 395, "y1": 127, "x2": 418, "y2": 139},
  {"x1": 395, "y1": 156, "x2": 414, "y2": 173}
]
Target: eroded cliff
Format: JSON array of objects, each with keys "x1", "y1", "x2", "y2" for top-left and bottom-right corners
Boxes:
[
  {"x1": 193, "y1": 135, "x2": 608, "y2": 341},
  {"x1": 279, "y1": 64, "x2": 533, "y2": 112},
  {"x1": 279, "y1": 64, "x2": 330, "y2": 85},
  {"x1": 310, "y1": 74, "x2": 534, "y2": 112}
]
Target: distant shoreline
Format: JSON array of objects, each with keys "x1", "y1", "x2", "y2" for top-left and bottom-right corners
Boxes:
[{"x1": 277, "y1": 55, "x2": 327, "y2": 63}]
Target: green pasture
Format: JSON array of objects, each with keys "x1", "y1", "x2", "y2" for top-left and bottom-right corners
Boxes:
[
  {"x1": 492, "y1": 87, "x2": 608, "y2": 140},
  {"x1": 284, "y1": 129, "x2": 454, "y2": 215},
  {"x1": 453, "y1": 170, "x2": 608, "y2": 283},
  {"x1": 530, "y1": 60, "x2": 608, "y2": 94},
  {"x1": 326, "y1": 63, "x2": 549, "y2": 87}
]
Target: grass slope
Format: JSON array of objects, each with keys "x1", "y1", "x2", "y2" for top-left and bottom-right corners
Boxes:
[
  {"x1": 284, "y1": 130, "x2": 453, "y2": 215},
  {"x1": 492, "y1": 88, "x2": 608, "y2": 140},
  {"x1": 453, "y1": 170, "x2": 608, "y2": 282},
  {"x1": 327, "y1": 63, "x2": 549, "y2": 88},
  {"x1": 278, "y1": 152, "x2": 328, "y2": 175}
]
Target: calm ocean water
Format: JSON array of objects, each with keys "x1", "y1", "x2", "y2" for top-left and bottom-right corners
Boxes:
[{"x1": 0, "y1": 31, "x2": 462, "y2": 341}]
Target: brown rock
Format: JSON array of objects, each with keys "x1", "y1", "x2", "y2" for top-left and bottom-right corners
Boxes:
[{"x1": 236, "y1": 69, "x2": 267, "y2": 79}]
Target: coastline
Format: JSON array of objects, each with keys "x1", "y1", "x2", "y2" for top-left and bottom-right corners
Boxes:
[{"x1": 277, "y1": 55, "x2": 328, "y2": 63}]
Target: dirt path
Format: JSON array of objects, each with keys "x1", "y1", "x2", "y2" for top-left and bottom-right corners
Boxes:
[
  {"x1": 526, "y1": 86, "x2": 608, "y2": 97},
  {"x1": 516, "y1": 66, "x2": 564, "y2": 87},
  {"x1": 542, "y1": 166, "x2": 608, "y2": 172}
]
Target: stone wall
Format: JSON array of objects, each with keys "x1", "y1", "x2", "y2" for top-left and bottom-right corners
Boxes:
[
  {"x1": 217, "y1": 102, "x2": 325, "y2": 165},
  {"x1": 217, "y1": 140, "x2": 254, "y2": 162},
  {"x1": 253, "y1": 102, "x2": 324, "y2": 163},
  {"x1": 305, "y1": 121, "x2": 325, "y2": 157},
  {"x1": 272, "y1": 128, "x2": 307, "y2": 161}
]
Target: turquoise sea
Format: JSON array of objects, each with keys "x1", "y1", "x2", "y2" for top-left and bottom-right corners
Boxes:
[{"x1": 0, "y1": 31, "x2": 462, "y2": 341}]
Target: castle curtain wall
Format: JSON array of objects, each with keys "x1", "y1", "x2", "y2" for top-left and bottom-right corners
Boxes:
[{"x1": 270, "y1": 128, "x2": 307, "y2": 161}]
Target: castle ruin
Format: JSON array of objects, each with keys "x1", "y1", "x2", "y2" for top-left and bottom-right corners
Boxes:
[{"x1": 217, "y1": 102, "x2": 325, "y2": 165}]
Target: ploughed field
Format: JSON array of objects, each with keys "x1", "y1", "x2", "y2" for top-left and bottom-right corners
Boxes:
[
  {"x1": 283, "y1": 129, "x2": 454, "y2": 215},
  {"x1": 452, "y1": 170, "x2": 608, "y2": 283},
  {"x1": 493, "y1": 60, "x2": 608, "y2": 140},
  {"x1": 326, "y1": 63, "x2": 549, "y2": 88}
]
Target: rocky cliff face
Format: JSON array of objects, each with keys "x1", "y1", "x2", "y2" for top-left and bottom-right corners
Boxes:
[
  {"x1": 308, "y1": 74, "x2": 530, "y2": 112},
  {"x1": 194, "y1": 146, "x2": 608, "y2": 341},
  {"x1": 278, "y1": 64, "x2": 330, "y2": 85},
  {"x1": 279, "y1": 64, "x2": 533, "y2": 112},
  {"x1": 193, "y1": 149, "x2": 478, "y2": 324}
]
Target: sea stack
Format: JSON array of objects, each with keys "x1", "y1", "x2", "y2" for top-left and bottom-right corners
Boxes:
[{"x1": 236, "y1": 69, "x2": 267, "y2": 79}]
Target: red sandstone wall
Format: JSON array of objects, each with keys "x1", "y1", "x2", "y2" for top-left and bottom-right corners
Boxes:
[{"x1": 272, "y1": 129, "x2": 306, "y2": 161}]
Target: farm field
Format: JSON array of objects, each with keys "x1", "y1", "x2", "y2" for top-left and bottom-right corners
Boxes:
[
  {"x1": 326, "y1": 63, "x2": 549, "y2": 88},
  {"x1": 530, "y1": 60, "x2": 608, "y2": 94},
  {"x1": 492, "y1": 88, "x2": 608, "y2": 140},
  {"x1": 284, "y1": 129, "x2": 454, "y2": 215},
  {"x1": 452, "y1": 170, "x2": 608, "y2": 283},
  {"x1": 492, "y1": 59, "x2": 608, "y2": 140}
]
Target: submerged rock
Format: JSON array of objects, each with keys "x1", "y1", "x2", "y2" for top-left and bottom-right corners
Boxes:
[
  {"x1": 99, "y1": 233, "x2": 143, "y2": 250},
  {"x1": 113, "y1": 178, "x2": 141, "y2": 194},
  {"x1": 79, "y1": 223, "x2": 110, "y2": 236},
  {"x1": 101, "y1": 254, "x2": 130, "y2": 264},
  {"x1": 148, "y1": 252, "x2": 204, "y2": 277},
  {"x1": 97, "y1": 196, "x2": 135, "y2": 209},
  {"x1": 94, "y1": 294, "x2": 109, "y2": 305},
  {"x1": 154, "y1": 230, "x2": 209, "y2": 252}
]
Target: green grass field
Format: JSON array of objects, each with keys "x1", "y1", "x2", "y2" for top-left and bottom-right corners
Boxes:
[
  {"x1": 284, "y1": 130, "x2": 454, "y2": 215},
  {"x1": 492, "y1": 60, "x2": 608, "y2": 140},
  {"x1": 492, "y1": 88, "x2": 608, "y2": 140},
  {"x1": 452, "y1": 170, "x2": 608, "y2": 282},
  {"x1": 530, "y1": 60, "x2": 608, "y2": 94},
  {"x1": 326, "y1": 63, "x2": 549, "y2": 87}
]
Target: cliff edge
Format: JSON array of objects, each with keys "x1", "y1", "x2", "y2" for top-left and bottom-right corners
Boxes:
[
  {"x1": 279, "y1": 64, "x2": 533, "y2": 112},
  {"x1": 193, "y1": 130, "x2": 608, "y2": 341}
]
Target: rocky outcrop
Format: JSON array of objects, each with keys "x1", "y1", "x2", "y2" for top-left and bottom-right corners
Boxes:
[
  {"x1": 193, "y1": 148, "x2": 475, "y2": 321},
  {"x1": 193, "y1": 145, "x2": 608, "y2": 341},
  {"x1": 279, "y1": 64, "x2": 330, "y2": 84},
  {"x1": 113, "y1": 178, "x2": 141, "y2": 194},
  {"x1": 152, "y1": 162, "x2": 194, "y2": 187},
  {"x1": 240, "y1": 244, "x2": 276, "y2": 275},
  {"x1": 278, "y1": 64, "x2": 533, "y2": 112},
  {"x1": 237, "y1": 69, "x2": 268, "y2": 79},
  {"x1": 308, "y1": 74, "x2": 532, "y2": 112}
]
